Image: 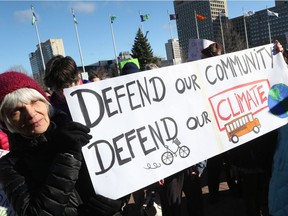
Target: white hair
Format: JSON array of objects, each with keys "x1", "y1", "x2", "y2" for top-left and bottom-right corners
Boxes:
[
  {"x1": 0, "y1": 88, "x2": 50, "y2": 134},
  {"x1": 145, "y1": 63, "x2": 159, "y2": 71}
]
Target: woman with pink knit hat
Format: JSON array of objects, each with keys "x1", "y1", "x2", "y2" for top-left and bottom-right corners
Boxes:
[
  {"x1": 0, "y1": 71, "x2": 129, "y2": 216},
  {"x1": 0, "y1": 71, "x2": 94, "y2": 215}
]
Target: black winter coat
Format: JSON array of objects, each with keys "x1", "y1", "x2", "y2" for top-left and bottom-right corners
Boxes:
[
  {"x1": 0, "y1": 118, "x2": 82, "y2": 215},
  {"x1": 227, "y1": 129, "x2": 278, "y2": 174}
]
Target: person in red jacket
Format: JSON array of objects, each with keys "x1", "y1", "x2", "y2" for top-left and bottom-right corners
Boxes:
[{"x1": 0, "y1": 129, "x2": 9, "y2": 150}]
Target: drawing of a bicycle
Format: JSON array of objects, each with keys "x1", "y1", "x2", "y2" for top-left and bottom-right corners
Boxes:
[{"x1": 161, "y1": 138, "x2": 190, "y2": 165}]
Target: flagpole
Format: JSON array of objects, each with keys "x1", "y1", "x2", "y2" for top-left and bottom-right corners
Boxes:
[
  {"x1": 194, "y1": 10, "x2": 199, "y2": 39},
  {"x1": 167, "y1": 10, "x2": 173, "y2": 40},
  {"x1": 31, "y1": 5, "x2": 45, "y2": 71},
  {"x1": 219, "y1": 12, "x2": 226, "y2": 54},
  {"x1": 72, "y1": 8, "x2": 86, "y2": 74},
  {"x1": 139, "y1": 10, "x2": 144, "y2": 34},
  {"x1": 243, "y1": 8, "x2": 249, "y2": 49},
  {"x1": 267, "y1": 7, "x2": 272, "y2": 43},
  {"x1": 109, "y1": 14, "x2": 120, "y2": 76}
]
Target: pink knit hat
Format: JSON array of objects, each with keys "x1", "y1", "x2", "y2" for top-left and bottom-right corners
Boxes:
[{"x1": 0, "y1": 71, "x2": 47, "y2": 104}]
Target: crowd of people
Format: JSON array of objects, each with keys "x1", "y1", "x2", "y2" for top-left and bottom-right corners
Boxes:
[{"x1": 0, "y1": 40, "x2": 288, "y2": 216}]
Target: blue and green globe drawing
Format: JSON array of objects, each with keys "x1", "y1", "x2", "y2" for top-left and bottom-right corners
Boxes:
[{"x1": 268, "y1": 83, "x2": 288, "y2": 118}]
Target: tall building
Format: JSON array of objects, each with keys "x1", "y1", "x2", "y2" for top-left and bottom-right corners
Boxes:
[
  {"x1": 275, "y1": 0, "x2": 288, "y2": 7},
  {"x1": 29, "y1": 38, "x2": 65, "y2": 87},
  {"x1": 231, "y1": 5, "x2": 288, "y2": 48},
  {"x1": 174, "y1": 0, "x2": 228, "y2": 61},
  {"x1": 165, "y1": 38, "x2": 182, "y2": 65}
]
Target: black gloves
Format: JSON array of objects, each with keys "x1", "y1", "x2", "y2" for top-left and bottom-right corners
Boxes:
[
  {"x1": 78, "y1": 194, "x2": 124, "y2": 216},
  {"x1": 46, "y1": 122, "x2": 92, "y2": 160}
]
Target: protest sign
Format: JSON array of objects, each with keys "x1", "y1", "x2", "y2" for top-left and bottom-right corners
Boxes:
[
  {"x1": 64, "y1": 44, "x2": 288, "y2": 199},
  {"x1": 0, "y1": 149, "x2": 16, "y2": 216},
  {"x1": 188, "y1": 38, "x2": 214, "y2": 61}
]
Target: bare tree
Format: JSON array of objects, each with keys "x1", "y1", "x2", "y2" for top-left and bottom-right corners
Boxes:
[
  {"x1": 215, "y1": 20, "x2": 246, "y2": 54},
  {"x1": 7, "y1": 65, "x2": 30, "y2": 75}
]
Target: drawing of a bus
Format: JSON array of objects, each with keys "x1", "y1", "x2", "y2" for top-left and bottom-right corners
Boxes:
[{"x1": 224, "y1": 112, "x2": 261, "y2": 143}]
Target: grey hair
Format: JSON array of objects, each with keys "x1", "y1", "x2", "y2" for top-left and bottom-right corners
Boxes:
[
  {"x1": 144, "y1": 63, "x2": 159, "y2": 71},
  {"x1": 0, "y1": 88, "x2": 51, "y2": 133}
]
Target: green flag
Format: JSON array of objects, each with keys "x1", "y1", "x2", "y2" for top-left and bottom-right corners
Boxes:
[
  {"x1": 140, "y1": 14, "x2": 149, "y2": 22},
  {"x1": 110, "y1": 16, "x2": 116, "y2": 24}
]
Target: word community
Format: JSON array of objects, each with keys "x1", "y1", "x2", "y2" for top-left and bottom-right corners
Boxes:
[{"x1": 205, "y1": 46, "x2": 273, "y2": 85}]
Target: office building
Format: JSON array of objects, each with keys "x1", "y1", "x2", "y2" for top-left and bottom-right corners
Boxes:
[
  {"x1": 165, "y1": 38, "x2": 182, "y2": 65},
  {"x1": 174, "y1": 0, "x2": 228, "y2": 61},
  {"x1": 275, "y1": 0, "x2": 288, "y2": 7},
  {"x1": 231, "y1": 4, "x2": 288, "y2": 49},
  {"x1": 29, "y1": 38, "x2": 65, "y2": 87}
]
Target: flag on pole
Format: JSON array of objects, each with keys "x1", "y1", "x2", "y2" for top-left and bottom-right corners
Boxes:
[
  {"x1": 140, "y1": 14, "x2": 149, "y2": 22},
  {"x1": 72, "y1": 9, "x2": 78, "y2": 24},
  {"x1": 267, "y1": 9, "x2": 279, "y2": 17},
  {"x1": 196, "y1": 13, "x2": 206, "y2": 21},
  {"x1": 32, "y1": 12, "x2": 37, "y2": 25},
  {"x1": 110, "y1": 16, "x2": 116, "y2": 24},
  {"x1": 244, "y1": 11, "x2": 255, "y2": 17},
  {"x1": 73, "y1": 14, "x2": 78, "y2": 24},
  {"x1": 219, "y1": 12, "x2": 226, "y2": 17},
  {"x1": 31, "y1": 6, "x2": 37, "y2": 25},
  {"x1": 169, "y1": 14, "x2": 178, "y2": 20}
]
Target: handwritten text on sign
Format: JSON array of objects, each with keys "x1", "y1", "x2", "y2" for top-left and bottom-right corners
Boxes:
[{"x1": 65, "y1": 44, "x2": 288, "y2": 199}]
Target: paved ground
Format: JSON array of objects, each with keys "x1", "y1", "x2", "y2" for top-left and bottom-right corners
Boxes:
[{"x1": 126, "y1": 168, "x2": 246, "y2": 216}]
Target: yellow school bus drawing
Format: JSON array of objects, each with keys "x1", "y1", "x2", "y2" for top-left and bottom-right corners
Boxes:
[{"x1": 224, "y1": 113, "x2": 261, "y2": 143}]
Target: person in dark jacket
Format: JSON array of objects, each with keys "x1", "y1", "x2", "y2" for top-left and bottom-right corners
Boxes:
[
  {"x1": 44, "y1": 56, "x2": 129, "y2": 215},
  {"x1": 268, "y1": 40, "x2": 288, "y2": 216},
  {"x1": 228, "y1": 130, "x2": 278, "y2": 216},
  {"x1": 201, "y1": 42, "x2": 223, "y2": 59},
  {"x1": 158, "y1": 162, "x2": 206, "y2": 216},
  {"x1": 120, "y1": 62, "x2": 140, "y2": 76},
  {"x1": 44, "y1": 55, "x2": 85, "y2": 121},
  {"x1": 201, "y1": 42, "x2": 240, "y2": 204},
  {"x1": 0, "y1": 71, "x2": 125, "y2": 216}
]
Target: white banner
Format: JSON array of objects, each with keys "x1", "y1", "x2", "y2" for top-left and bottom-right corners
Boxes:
[{"x1": 65, "y1": 44, "x2": 288, "y2": 199}]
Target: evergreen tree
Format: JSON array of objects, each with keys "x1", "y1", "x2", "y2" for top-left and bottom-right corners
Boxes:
[{"x1": 131, "y1": 28, "x2": 158, "y2": 70}]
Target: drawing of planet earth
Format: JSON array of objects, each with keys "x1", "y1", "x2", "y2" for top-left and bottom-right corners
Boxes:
[{"x1": 268, "y1": 83, "x2": 288, "y2": 118}]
